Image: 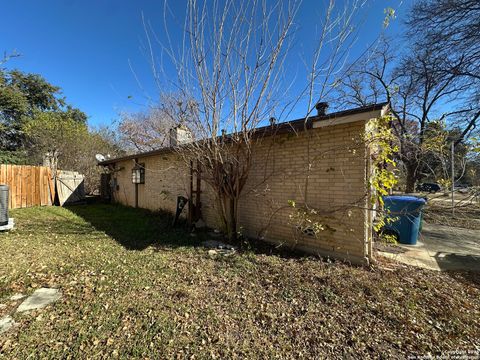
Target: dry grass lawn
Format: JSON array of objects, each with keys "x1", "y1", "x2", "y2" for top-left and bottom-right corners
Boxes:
[{"x1": 0, "y1": 204, "x2": 479, "y2": 358}]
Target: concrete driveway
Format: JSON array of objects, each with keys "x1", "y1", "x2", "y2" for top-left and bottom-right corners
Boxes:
[{"x1": 377, "y1": 222, "x2": 480, "y2": 272}]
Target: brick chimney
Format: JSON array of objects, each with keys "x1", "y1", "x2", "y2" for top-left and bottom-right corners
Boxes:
[
  {"x1": 315, "y1": 102, "x2": 329, "y2": 116},
  {"x1": 169, "y1": 125, "x2": 193, "y2": 147}
]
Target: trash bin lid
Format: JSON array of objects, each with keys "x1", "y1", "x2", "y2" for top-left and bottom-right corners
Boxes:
[{"x1": 384, "y1": 195, "x2": 426, "y2": 204}]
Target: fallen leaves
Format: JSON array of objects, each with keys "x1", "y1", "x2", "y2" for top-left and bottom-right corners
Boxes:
[{"x1": 0, "y1": 205, "x2": 479, "y2": 359}]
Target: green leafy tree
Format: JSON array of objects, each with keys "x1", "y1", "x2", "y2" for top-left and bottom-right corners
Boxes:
[
  {"x1": 0, "y1": 149, "x2": 28, "y2": 164},
  {"x1": 0, "y1": 68, "x2": 86, "y2": 153},
  {"x1": 1, "y1": 59, "x2": 119, "y2": 191},
  {"x1": 23, "y1": 111, "x2": 87, "y2": 171},
  {"x1": 23, "y1": 112, "x2": 123, "y2": 193}
]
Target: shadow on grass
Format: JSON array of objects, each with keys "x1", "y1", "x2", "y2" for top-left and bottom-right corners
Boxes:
[
  {"x1": 432, "y1": 252, "x2": 480, "y2": 289},
  {"x1": 237, "y1": 237, "x2": 323, "y2": 260},
  {"x1": 433, "y1": 252, "x2": 480, "y2": 272},
  {"x1": 66, "y1": 203, "x2": 199, "y2": 251},
  {"x1": 446, "y1": 269, "x2": 480, "y2": 290},
  {"x1": 66, "y1": 202, "x2": 336, "y2": 263}
]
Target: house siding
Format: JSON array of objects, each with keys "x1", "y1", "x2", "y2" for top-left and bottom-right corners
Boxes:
[{"x1": 109, "y1": 119, "x2": 372, "y2": 264}]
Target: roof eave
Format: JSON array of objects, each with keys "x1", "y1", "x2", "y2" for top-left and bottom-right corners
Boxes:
[
  {"x1": 313, "y1": 102, "x2": 389, "y2": 128},
  {"x1": 98, "y1": 102, "x2": 390, "y2": 166}
]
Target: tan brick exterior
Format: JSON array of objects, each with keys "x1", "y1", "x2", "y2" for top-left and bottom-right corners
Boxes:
[
  {"x1": 108, "y1": 115, "x2": 378, "y2": 265},
  {"x1": 112, "y1": 154, "x2": 189, "y2": 212}
]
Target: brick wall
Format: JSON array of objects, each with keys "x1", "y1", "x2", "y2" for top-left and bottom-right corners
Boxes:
[
  {"x1": 109, "y1": 119, "x2": 371, "y2": 264},
  {"x1": 111, "y1": 154, "x2": 189, "y2": 212}
]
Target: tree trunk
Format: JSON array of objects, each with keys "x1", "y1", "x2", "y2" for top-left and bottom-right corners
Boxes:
[
  {"x1": 405, "y1": 161, "x2": 418, "y2": 193},
  {"x1": 219, "y1": 194, "x2": 238, "y2": 242},
  {"x1": 227, "y1": 196, "x2": 237, "y2": 242}
]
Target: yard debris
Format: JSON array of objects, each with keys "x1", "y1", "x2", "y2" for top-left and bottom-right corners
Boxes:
[
  {"x1": 9, "y1": 293, "x2": 25, "y2": 301},
  {"x1": 1, "y1": 204, "x2": 479, "y2": 358},
  {"x1": 202, "y1": 239, "x2": 236, "y2": 250},
  {"x1": 207, "y1": 249, "x2": 217, "y2": 257},
  {"x1": 16, "y1": 288, "x2": 62, "y2": 313},
  {"x1": 203, "y1": 240, "x2": 237, "y2": 257},
  {"x1": 202, "y1": 239, "x2": 237, "y2": 252},
  {"x1": 0, "y1": 315, "x2": 16, "y2": 334},
  {"x1": 207, "y1": 249, "x2": 236, "y2": 258}
]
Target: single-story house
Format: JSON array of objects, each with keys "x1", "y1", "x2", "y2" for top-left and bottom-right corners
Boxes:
[{"x1": 99, "y1": 102, "x2": 389, "y2": 265}]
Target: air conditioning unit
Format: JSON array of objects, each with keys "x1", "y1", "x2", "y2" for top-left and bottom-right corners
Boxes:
[{"x1": 0, "y1": 184, "x2": 9, "y2": 226}]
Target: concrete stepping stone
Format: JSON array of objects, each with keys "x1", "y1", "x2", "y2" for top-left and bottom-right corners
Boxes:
[
  {"x1": 16, "y1": 288, "x2": 61, "y2": 313},
  {"x1": 0, "y1": 315, "x2": 16, "y2": 334}
]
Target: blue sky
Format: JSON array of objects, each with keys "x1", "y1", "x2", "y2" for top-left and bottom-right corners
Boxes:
[{"x1": 1, "y1": 0, "x2": 409, "y2": 128}]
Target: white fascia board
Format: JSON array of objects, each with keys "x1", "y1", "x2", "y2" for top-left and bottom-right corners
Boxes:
[{"x1": 312, "y1": 106, "x2": 389, "y2": 129}]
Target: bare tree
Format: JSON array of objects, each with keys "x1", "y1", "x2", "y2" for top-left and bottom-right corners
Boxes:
[
  {"x1": 117, "y1": 93, "x2": 197, "y2": 153},
  {"x1": 176, "y1": 0, "x2": 300, "y2": 240},
  {"x1": 118, "y1": 108, "x2": 174, "y2": 152},
  {"x1": 138, "y1": 0, "x2": 368, "y2": 241},
  {"x1": 406, "y1": 0, "x2": 480, "y2": 145},
  {"x1": 335, "y1": 1, "x2": 480, "y2": 193},
  {"x1": 406, "y1": 0, "x2": 480, "y2": 81},
  {"x1": 336, "y1": 37, "x2": 476, "y2": 192},
  {"x1": 0, "y1": 50, "x2": 20, "y2": 67}
]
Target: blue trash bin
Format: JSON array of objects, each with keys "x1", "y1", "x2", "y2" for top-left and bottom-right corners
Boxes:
[{"x1": 383, "y1": 196, "x2": 427, "y2": 245}]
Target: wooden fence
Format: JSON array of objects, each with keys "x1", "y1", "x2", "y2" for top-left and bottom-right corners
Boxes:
[{"x1": 0, "y1": 165, "x2": 54, "y2": 209}]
